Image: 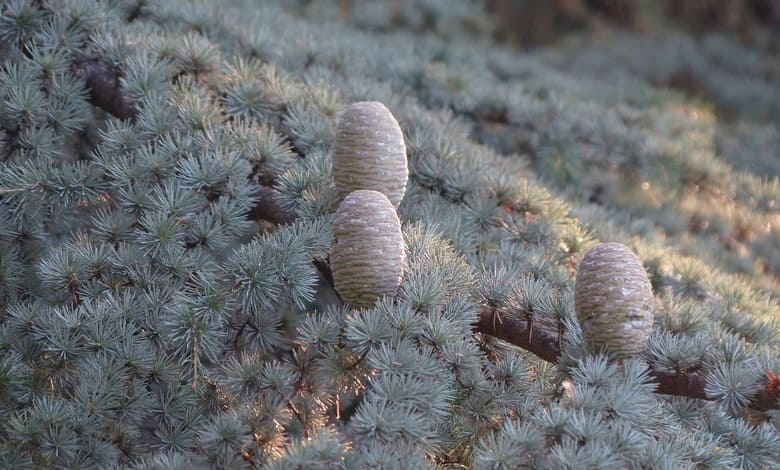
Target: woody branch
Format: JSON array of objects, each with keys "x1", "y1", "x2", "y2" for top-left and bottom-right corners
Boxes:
[{"x1": 248, "y1": 192, "x2": 780, "y2": 412}]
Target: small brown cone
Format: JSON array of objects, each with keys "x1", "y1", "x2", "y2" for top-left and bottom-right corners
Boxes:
[
  {"x1": 574, "y1": 242, "x2": 654, "y2": 357},
  {"x1": 332, "y1": 101, "x2": 408, "y2": 208},
  {"x1": 331, "y1": 190, "x2": 405, "y2": 308}
]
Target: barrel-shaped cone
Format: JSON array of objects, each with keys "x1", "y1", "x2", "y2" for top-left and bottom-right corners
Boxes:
[{"x1": 331, "y1": 189, "x2": 405, "y2": 308}]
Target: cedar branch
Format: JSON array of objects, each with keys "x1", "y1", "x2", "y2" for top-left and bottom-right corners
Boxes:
[
  {"x1": 71, "y1": 54, "x2": 137, "y2": 119},
  {"x1": 477, "y1": 306, "x2": 780, "y2": 412},
  {"x1": 68, "y1": 53, "x2": 300, "y2": 233},
  {"x1": 248, "y1": 189, "x2": 780, "y2": 412},
  {"x1": 247, "y1": 185, "x2": 298, "y2": 225}
]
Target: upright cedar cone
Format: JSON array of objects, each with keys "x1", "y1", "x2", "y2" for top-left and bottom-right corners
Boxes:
[
  {"x1": 332, "y1": 101, "x2": 408, "y2": 208},
  {"x1": 331, "y1": 189, "x2": 405, "y2": 308},
  {"x1": 574, "y1": 242, "x2": 655, "y2": 357}
]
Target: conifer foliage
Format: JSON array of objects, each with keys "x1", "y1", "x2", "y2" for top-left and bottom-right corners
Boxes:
[{"x1": 0, "y1": 0, "x2": 779, "y2": 468}]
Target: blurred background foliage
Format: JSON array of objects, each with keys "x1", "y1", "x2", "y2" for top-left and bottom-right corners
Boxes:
[{"x1": 486, "y1": 0, "x2": 780, "y2": 46}]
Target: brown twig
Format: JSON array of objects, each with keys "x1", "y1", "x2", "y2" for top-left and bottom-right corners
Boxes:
[
  {"x1": 476, "y1": 306, "x2": 560, "y2": 364},
  {"x1": 312, "y1": 257, "x2": 335, "y2": 287},
  {"x1": 68, "y1": 55, "x2": 301, "y2": 258},
  {"x1": 477, "y1": 306, "x2": 780, "y2": 412},
  {"x1": 70, "y1": 54, "x2": 137, "y2": 120},
  {"x1": 247, "y1": 185, "x2": 297, "y2": 225},
  {"x1": 64, "y1": 55, "x2": 452, "y2": 226}
]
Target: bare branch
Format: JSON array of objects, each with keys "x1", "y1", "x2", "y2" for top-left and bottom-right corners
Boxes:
[
  {"x1": 477, "y1": 306, "x2": 780, "y2": 412},
  {"x1": 475, "y1": 305, "x2": 560, "y2": 363}
]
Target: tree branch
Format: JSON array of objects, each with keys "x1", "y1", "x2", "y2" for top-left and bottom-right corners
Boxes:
[
  {"x1": 477, "y1": 306, "x2": 780, "y2": 412},
  {"x1": 247, "y1": 185, "x2": 297, "y2": 225},
  {"x1": 71, "y1": 54, "x2": 137, "y2": 120},
  {"x1": 67, "y1": 55, "x2": 299, "y2": 228},
  {"x1": 245, "y1": 136, "x2": 780, "y2": 413},
  {"x1": 475, "y1": 305, "x2": 560, "y2": 363}
]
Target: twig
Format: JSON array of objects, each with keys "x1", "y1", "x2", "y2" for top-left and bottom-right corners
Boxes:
[
  {"x1": 477, "y1": 306, "x2": 780, "y2": 412},
  {"x1": 65, "y1": 59, "x2": 306, "y2": 393},
  {"x1": 64, "y1": 55, "x2": 422, "y2": 228},
  {"x1": 247, "y1": 185, "x2": 297, "y2": 225},
  {"x1": 70, "y1": 54, "x2": 137, "y2": 120},
  {"x1": 312, "y1": 257, "x2": 335, "y2": 287}
]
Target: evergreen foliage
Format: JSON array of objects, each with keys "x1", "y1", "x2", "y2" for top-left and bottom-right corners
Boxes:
[{"x1": 0, "y1": 0, "x2": 778, "y2": 467}]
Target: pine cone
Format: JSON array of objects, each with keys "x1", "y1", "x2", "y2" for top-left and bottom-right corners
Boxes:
[
  {"x1": 331, "y1": 189, "x2": 405, "y2": 308},
  {"x1": 575, "y1": 242, "x2": 655, "y2": 357},
  {"x1": 332, "y1": 101, "x2": 408, "y2": 208}
]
